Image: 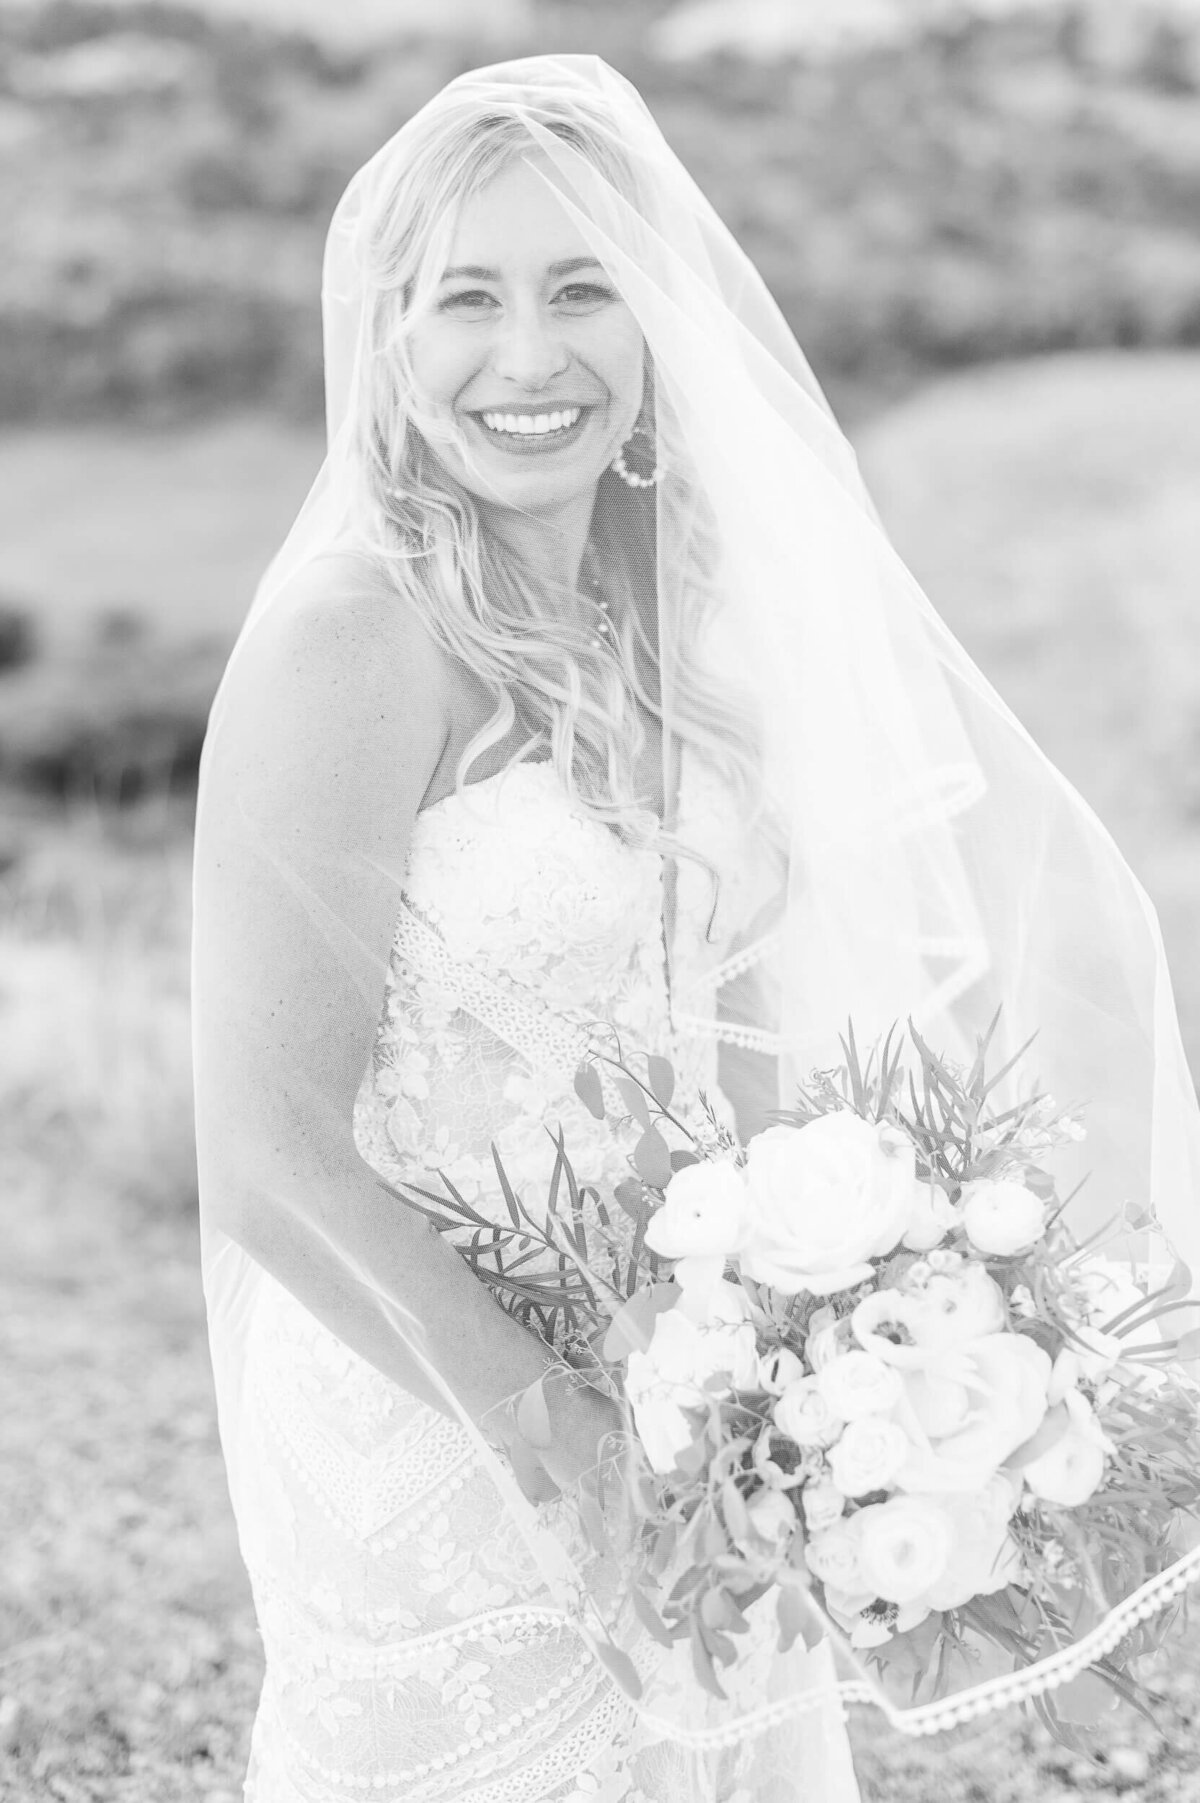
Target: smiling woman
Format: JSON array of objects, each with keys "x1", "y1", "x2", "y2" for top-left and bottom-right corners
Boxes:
[
  {"x1": 410, "y1": 161, "x2": 645, "y2": 531},
  {"x1": 193, "y1": 48, "x2": 1200, "y2": 1803},
  {"x1": 195, "y1": 57, "x2": 837, "y2": 1803}
]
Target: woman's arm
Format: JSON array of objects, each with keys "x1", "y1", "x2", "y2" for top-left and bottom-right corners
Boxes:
[{"x1": 193, "y1": 560, "x2": 617, "y2": 1483}]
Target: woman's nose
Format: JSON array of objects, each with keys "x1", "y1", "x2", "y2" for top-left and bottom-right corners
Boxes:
[{"x1": 490, "y1": 306, "x2": 570, "y2": 391}]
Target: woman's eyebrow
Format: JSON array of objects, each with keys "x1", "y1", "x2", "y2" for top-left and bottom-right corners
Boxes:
[{"x1": 439, "y1": 256, "x2": 606, "y2": 281}]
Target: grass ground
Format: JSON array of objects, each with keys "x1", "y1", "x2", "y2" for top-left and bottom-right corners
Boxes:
[{"x1": 4, "y1": 350, "x2": 1200, "y2": 1799}]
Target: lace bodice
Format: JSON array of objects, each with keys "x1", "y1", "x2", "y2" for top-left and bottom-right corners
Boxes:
[{"x1": 350, "y1": 749, "x2": 754, "y2": 1310}]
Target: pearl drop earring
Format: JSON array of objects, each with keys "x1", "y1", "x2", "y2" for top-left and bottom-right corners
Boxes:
[{"x1": 610, "y1": 420, "x2": 663, "y2": 489}]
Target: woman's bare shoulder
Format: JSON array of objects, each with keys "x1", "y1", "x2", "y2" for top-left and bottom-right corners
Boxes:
[
  {"x1": 239, "y1": 552, "x2": 451, "y2": 736},
  {"x1": 210, "y1": 553, "x2": 454, "y2": 835},
  {"x1": 268, "y1": 551, "x2": 446, "y2": 671}
]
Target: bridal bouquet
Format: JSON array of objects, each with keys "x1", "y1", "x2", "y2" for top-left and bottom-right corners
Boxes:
[{"x1": 387, "y1": 1017, "x2": 1200, "y2": 1735}]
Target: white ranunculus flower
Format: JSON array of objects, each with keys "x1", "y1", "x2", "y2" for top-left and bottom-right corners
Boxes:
[
  {"x1": 739, "y1": 1114, "x2": 915, "y2": 1297},
  {"x1": 624, "y1": 1304, "x2": 759, "y2": 1474},
  {"x1": 903, "y1": 1181, "x2": 959, "y2": 1252},
  {"x1": 907, "y1": 1266, "x2": 1008, "y2": 1349},
  {"x1": 758, "y1": 1346, "x2": 806, "y2": 1394},
  {"x1": 773, "y1": 1376, "x2": 844, "y2": 1448},
  {"x1": 855, "y1": 1495, "x2": 953, "y2": 1604},
  {"x1": 1023, "y1": 1389, "x2": 1112, "y2": 1506},
  {"x1": 827, "y1": 1415, "x2": 911, "y2": 1498},
  {"x1": 644, "y1": 1160, "x2": 750, "y2": 1261},
  {"x1": 804, "y1": 1515, "x2": 866, "y2": 1593},
  {"x1": 895, "y1": 1333, "x2": 1052, "y2": 1493},
  {"x1": 816, "y1": 1350, "x2": 903, "y2": 1420},
  {"x1": 902, "y1": 1367, "x2": 971, "y2": 1439},
  {"x1": 918, "y1": 1479, "x2": 1024, "y2": 1610},
  {"x1": 744, "y1": 1488, "x2": 798, "y2": 1548},
  {"x1": 801, "y1": 1478, "x2": 846, "y2": 1535},
  {"x1": 959, "y1": 1179, "x2": 1047, "y2": 1256}
]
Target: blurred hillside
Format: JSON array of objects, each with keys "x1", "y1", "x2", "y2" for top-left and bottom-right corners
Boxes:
[{"x1": 2, "y1": 0, "x2": 1200, "y2": 426}]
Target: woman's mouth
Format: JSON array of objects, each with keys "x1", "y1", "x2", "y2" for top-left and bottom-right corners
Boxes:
[{"x1": 468, "y1": 404, "x2": 593, "y2": 454}]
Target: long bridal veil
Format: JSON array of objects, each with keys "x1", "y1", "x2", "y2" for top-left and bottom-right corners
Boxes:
[{"x1": 192, "y1": 52, "x2": 1200, "y2": 1788}]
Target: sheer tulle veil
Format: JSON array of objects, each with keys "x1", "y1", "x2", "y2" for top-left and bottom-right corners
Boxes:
[{"x1": 192, "y1": 51, "x2": 1200, "y2": 1776}]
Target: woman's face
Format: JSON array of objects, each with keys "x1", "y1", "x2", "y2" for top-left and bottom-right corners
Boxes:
[{"x1": 407, "y1": 153, "x2": 646, "y2": 526}]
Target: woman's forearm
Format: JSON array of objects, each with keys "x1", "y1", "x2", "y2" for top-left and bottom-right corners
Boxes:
[{"x1": 207, "y1": 1141, "x2": 559, "y2": 1435}]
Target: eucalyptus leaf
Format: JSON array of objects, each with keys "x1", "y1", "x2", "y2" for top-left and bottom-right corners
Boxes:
[
  {"x1": 634, "y1": 1125, "x2": 673, "y2": 1189},
  {"x1": 602, "y1": 1283, "x2": 678, "y2": 1362},
  {"x1": 647, "y1": 1054, "x2": 676, "y2": 1108},
  {"x1": 613, "y1": 1177, "x2": 646, "y2": 1221},
  {"x1": 592, "y1": 1639, "x2": 643, "y2": 1700},
  {"x1": 616, "y1": 1078, "x2": 652, "y2": 1129},
  {"x1": 669, "y1": 1150, "x2": 700, "y2": 1172},
  {"x1": 629, "y1": 1585, "x2": 674, "y2": 1647},
  {"x1": 573, "y1": 1059, "x2": 607, "y2": 1121},
  {"x1": 776, "y1": 1584, "x2": 810, "y2": 1654},
  {"x1": 689, "y1": 1622, "x2": 730, "y2": 1699}
]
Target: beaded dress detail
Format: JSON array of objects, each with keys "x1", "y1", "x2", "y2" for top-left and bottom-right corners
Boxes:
[{"x1": 232, "y1": 747, "x2": 861, "y2": 1803}]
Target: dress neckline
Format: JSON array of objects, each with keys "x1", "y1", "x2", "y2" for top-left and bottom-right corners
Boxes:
[{"x1": 415, "y1": 751, "x2": 683, "y2": 838}]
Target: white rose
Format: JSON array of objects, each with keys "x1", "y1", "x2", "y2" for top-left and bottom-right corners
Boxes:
[
  {"x1": 855, "y1": 1495, "x2": 953, "y2": 1603},
  {"x1": 828, "y1": 1415, "x2": 911, "y2": 1498},
  {"x1": 801, "y1": 1478, "x2": 846, "y2": 1534},
  {"x1": 774, "y1": 1377, "x2": 844, "y2": 1448},
  {"x1": 739, "y1": 1114, "x2": 914, "y2": 1297},
  {"x1": 959, "y1": 1180, "x2": 1047, "y2": 1256},
  {"x1": 804, "y1": 1515, "x2": 866, "y2": 1593},
  {"x1": 903, "y1": 1181, "x2": 959, "y2": 1252},
  {"x1": 1024, "y1": 1390, "x2": 1111, "y2": 1506},
  {"x1": 744, "y1": 1488, "x2": 798, "y2": 1547},
  {"x1": 758, "y1": 1346, "x2": 806, "y2": 1394},
  {"x1": 816, "y1": 1350, "x2": 903, "y2": 1420},
  {"x1": 895, "y1": 1333, "x2": 1051, "y2": 1492},
  {"x1": 645, "y1": 1161, "x2": 750, "y2": 1260},
  {"x1": 624, "y1": 1305, "x2": 758, "y2": 1473}
]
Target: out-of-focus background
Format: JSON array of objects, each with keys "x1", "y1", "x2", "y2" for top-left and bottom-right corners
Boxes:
[{"x1": 3, "y1": 1, "x2": 1200, "y2": 1798}]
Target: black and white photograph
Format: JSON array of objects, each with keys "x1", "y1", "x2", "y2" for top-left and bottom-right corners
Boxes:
[{"x1": 5, "y1": 2, "x2": 1200, "y2": 1800}]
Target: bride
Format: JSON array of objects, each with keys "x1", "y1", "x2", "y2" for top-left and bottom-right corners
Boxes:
[{"x1": 192, "y1": 51, "x2": 1200, "y2": 1803}]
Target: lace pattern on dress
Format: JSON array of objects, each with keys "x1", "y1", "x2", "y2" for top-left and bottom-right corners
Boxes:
[{"x1": 235, "y1": 747, "x2": 864, "y2": 1803}]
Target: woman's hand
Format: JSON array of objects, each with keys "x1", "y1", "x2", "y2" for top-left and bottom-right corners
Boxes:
[
  {"x1": 538, "y1": 1366, "x2": 627, "y2": 1498},
  {"x1": 496, "y1": 1360, "x2": 629, "y2": 1505}
]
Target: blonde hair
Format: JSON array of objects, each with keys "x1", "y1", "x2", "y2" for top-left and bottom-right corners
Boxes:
[{"x1": 347, "y1": 83, "x2": 772, "y2": 928}]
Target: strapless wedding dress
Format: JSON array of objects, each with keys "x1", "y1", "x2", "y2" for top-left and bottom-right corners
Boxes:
[{"x1": 229, "y1": 750, "x2": 862, "y2": 1803}]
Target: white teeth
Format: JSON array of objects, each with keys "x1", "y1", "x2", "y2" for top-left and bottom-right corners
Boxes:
[{"x1": 480, "y1": 406, "x2": 583, "y2": 436}]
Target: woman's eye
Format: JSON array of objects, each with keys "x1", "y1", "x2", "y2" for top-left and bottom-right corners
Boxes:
[
  {"x1": 438, "y1": 289, "x2": 497, "y2": 313},
  {"x1": 554, "y1": 283, "x2": 614, "y2": 308}
]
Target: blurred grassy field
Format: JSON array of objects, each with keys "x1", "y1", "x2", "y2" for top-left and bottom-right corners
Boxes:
[{"x1": 3, "y1": 349, "x2": 1200, "y2": 1799}]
